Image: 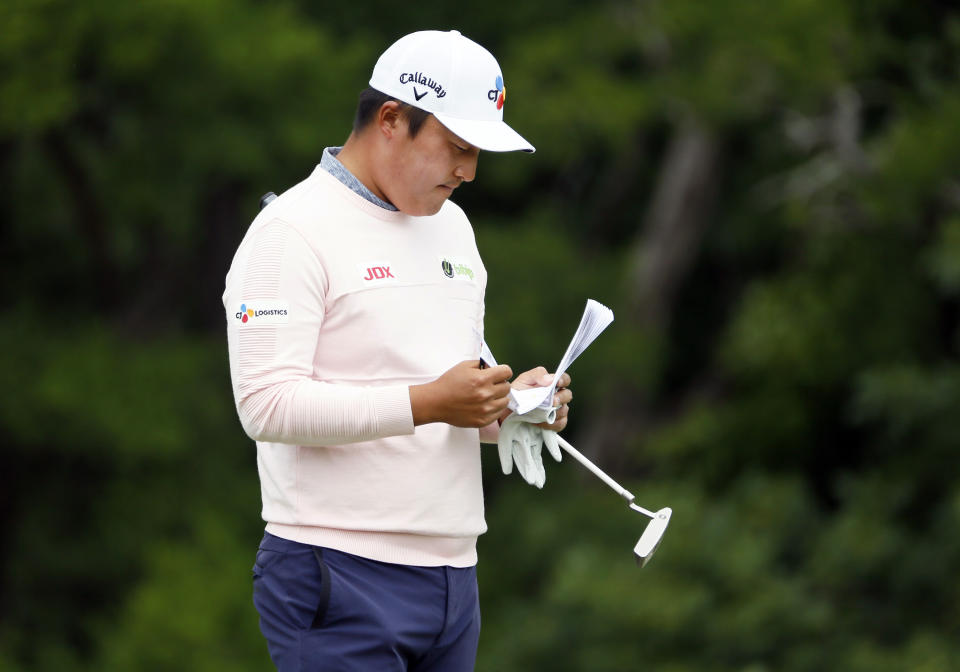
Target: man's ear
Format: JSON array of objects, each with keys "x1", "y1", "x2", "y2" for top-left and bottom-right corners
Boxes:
[{"x1": 377, "y1": 101, "x2": 405, "y2": 140}]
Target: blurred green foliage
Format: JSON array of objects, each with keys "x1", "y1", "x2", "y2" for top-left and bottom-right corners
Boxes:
[{"x1": 2, "y1": 0, "x2": 960, "y2": 670}]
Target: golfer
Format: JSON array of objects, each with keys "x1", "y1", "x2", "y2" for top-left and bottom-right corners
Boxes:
[{"x1": 223, "y1": 30, "x2": 571, "y2": 672}]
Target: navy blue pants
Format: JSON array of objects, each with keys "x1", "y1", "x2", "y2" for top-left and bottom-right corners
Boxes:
[{"x1": 252, "y1": 532, "x2": 481, "y2": 671}]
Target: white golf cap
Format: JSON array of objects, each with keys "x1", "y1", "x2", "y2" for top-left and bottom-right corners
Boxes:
[{"x1": 369, "y1": 30, "x2": 535, "y2": 153}]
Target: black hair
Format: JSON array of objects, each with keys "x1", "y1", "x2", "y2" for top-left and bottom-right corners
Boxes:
[{"x1": 352, "y1": 87, "x2": 432, "y2": 137}]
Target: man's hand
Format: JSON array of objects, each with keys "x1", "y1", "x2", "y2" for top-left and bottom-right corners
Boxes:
[
  {"x1": 507, "y1": 366, "x2": 573, "y2": 432},
  {"x1": 410, "y1": 360, "x2": 513, "y2": 428},
  {"x1": 496, "y1": 366, "x2": 573, "y2": 488}
]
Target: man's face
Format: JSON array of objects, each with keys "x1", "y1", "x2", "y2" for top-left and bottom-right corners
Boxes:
[{"x1": 379, "y1": 114, "x2": 480, "y2": 216}]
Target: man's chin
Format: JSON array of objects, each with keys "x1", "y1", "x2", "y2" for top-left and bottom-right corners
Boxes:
[{"x1": 400, "y1": 199, "x2": 447, "y2": 217}]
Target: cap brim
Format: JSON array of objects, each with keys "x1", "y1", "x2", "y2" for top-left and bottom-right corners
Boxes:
[{"x1": 434, "y1": 113, "x2": 535, "y2": 153}]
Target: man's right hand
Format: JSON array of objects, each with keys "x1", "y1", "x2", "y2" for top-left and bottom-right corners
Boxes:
[{"x1": 410, "y1": 360, "x2": 513, "y2": 428}]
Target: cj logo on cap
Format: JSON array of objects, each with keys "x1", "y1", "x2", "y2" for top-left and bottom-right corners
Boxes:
[{"x1": 487, "y1": 75, "x2": 505, "y2": 110}]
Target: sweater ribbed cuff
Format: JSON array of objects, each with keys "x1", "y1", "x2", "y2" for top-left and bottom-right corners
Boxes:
[{"x1": 371, "y1": 385, "x2": 415, "y2": 437}]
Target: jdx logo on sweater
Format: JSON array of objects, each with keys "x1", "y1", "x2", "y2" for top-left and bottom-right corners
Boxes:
[{"x1": 359, "y1": 262, "x2": 398, "y2": 283}]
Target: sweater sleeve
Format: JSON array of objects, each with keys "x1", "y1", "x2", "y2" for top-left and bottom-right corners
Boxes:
[
  {"x1": 223, "y1": 218, "x2": 415, "y2": 446},
  {"x1": 478, "y1": 420, "x2": 500, "y2": 444}
]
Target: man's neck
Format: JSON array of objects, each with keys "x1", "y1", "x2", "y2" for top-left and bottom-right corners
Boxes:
[
  {"x1": 321, "y1": 141, "x2": 397, "y2": 211},
  {"x1": 336, "y1": 134, "x2": 390, "y2": 204}
]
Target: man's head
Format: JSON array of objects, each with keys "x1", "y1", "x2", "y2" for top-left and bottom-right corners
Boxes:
[{"x1": 339, "y1": 30, "x2": 533, "y2": 216}]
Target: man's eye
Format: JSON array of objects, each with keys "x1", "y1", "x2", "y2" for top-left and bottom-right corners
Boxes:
[{"x1": 454, "y1": 143, "x2": 469, "y2": 152}]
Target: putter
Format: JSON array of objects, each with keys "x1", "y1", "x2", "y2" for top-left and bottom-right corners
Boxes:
[
  {"x1": 260, "y1": 192, "x2": 277, "y2": 210},
  {"x1": 555, "y1": 435, "x2": 672, "y2": 567}
]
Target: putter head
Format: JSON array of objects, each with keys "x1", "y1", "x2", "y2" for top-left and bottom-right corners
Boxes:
[
  {"x1": 633, "y1": 507, "x2": 672, "y2": 568},
  {"x1": 259, "y1": 192, "x2": 277, "y2": 210}
]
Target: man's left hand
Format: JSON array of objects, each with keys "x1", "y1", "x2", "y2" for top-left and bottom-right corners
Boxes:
[
  {"x1": 507, "y1": 367, "x2": 572, "y2": 432},
  {"x1": 496, "y1": 367, "x2": 573, "y2": 488}
]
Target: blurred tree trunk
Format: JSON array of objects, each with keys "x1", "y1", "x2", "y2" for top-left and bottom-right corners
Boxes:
[
  {"x1": 43, "y1": 129, "x2": 118, "y2": 310},
  {"x1": 117, "y1": 180, "x2": 246, "y2": 334},
  {"x1": 628, "y1": 119, "x2": 720, "y2": 329},
  {"x1": 576, "y1": 118, "x2": 720, "y2": 468}
]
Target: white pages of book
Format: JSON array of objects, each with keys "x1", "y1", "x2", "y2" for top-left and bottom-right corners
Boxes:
[{"x1": 481, "y1": 299, "x2": 614, "y2": 415}]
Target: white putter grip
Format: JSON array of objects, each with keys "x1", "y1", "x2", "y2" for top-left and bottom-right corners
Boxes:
[
  {"x1": 634, "y1": 508, "x2": 672, "y2": 567},
  {"x1": 514, "y1": 406, "x2": 557, "y2": 425}
]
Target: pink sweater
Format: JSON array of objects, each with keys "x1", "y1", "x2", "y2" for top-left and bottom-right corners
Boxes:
[{"x1": 223, "y1": 167, "x2": 492, "y2": 567}]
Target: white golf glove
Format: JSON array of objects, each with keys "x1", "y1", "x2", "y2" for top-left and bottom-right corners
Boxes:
[{"x1": 497, "y1": 410, "x2": 562, "y2": 489}]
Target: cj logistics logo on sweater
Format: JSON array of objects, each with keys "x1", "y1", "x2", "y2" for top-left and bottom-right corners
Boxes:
[{"x1": 235, "y1": 302, "x2": 289, "y2": 324}]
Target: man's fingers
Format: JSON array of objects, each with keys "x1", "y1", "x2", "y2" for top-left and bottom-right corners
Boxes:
[
  {"x1": 523, "y1": 366, "x2": 548, "y2": 381},
  {"x1": 533, "y1": 369, "x2": 552, "y2": 386},
  {"x1": 491, "y1": 393, "x2": 511, "y2": 411},
  {"x1": 482, "y1": 363, "x2": 513, "y2": 382},
  {"x1": 485, "y1": 393, "x2": 511, "y2": 421}
]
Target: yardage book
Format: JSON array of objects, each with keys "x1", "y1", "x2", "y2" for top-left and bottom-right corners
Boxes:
[{"x1": 481, "y1": 299, "x2": 615, "y2": 416}]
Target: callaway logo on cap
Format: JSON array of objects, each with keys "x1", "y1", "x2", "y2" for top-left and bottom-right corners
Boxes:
[{"x1": 369, "y1": 30, "x2": 535, "y2": 153}]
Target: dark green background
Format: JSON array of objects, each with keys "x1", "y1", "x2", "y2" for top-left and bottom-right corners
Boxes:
[{"x1": 2, "y1": 1, "x2": 959, "y2": 669}]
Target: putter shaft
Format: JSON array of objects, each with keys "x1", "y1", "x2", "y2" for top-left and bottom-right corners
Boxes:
[{"x1": 555, "y1": 435, "x2": 636, "y2": 505}]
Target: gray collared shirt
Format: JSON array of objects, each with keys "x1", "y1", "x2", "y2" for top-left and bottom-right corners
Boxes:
[{"x1": 320, "y1": 146, "x2": 398, "y2": 211}]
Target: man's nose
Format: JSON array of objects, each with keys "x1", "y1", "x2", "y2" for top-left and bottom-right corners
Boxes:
[{"x1": 454, "y1": 153, "x2": 479, "y2": 183}]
